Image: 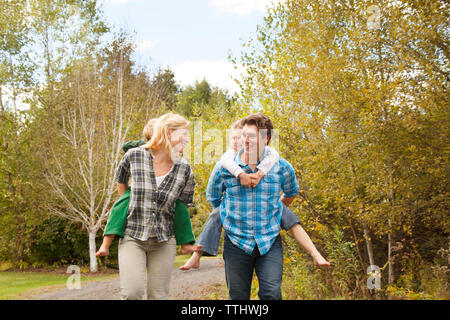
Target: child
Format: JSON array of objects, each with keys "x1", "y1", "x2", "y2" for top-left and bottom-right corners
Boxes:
[
  {"x1": 180, "y1": 119, "x2": 329, "y2": 270},
  {"x1": 96, "y1": 119, "x2": 201, "y2": 257}
]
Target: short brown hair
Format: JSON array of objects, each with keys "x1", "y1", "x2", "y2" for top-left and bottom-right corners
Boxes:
[{"x1": 241, "y1": 113, "x2": 274, "y2": 144}]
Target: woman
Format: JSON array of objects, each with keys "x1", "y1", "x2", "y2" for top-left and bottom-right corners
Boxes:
[{"x1": 114, "y1": 112, "x2": 195, "y2": 300}]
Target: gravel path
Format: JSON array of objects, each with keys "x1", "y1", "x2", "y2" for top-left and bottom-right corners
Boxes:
[{"x1": 29, "y1": 258, "x2": 226, "y2": 300}]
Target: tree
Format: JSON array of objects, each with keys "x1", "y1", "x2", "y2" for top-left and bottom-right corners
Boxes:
[
  {"x1": 150, "y1": 67, "x2": 179, "y2": 110},
  {"x1": 42, "y1": 37, "x2": 156, "y2": 272},
  {"x1": 237, "y1": 0, "x2": 449, "y2": 297},
  {"x1": 176, "y1": 79, "x2": 236, "y2": 118}
]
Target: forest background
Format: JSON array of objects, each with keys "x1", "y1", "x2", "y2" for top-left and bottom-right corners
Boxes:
[{"x1": 0, "y1": 0, "x2": 448, "y2": 300}]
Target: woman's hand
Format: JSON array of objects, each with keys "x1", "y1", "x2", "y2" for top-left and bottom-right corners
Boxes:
[{"x1": 238, "y1": 173, "x2": 253, "y2": 187}]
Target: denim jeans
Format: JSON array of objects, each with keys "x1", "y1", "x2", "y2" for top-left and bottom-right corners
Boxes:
[
  {"x1": 197, "y1": 204, "x2": 300, "y2": 256},
  {"x1": 223, "y1": 234, "x2": 283, "y2": 300},
  {"x1": 196, "y1": 207, "x2": 222, "y2": 256}
]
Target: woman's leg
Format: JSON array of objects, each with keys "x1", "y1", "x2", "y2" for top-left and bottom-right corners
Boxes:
[
  {"x1": 118, "y1": 235, "x2": 148, "y2": 300},
  {"x1": 180, "y1": 207, "x2": 222, "y2": 270},
  {"x1": 146, "y1": 237, "x2": 177, "y2": 300}
]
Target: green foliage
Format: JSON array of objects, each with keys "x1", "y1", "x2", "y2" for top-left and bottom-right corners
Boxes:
[{"x1": 237, "y1": 0, "x2": 449, "y2": 298}]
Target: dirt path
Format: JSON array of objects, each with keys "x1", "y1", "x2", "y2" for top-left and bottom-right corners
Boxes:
[{"x1": 29, "y1": 258, "x2": 226, "y2": 300}]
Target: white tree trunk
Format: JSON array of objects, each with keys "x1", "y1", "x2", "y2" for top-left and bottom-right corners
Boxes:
[
  {"x1": 88, "y1": 230, "x2": 98, "y2": 273},
  {"x1": 363, "y1": 225, "x2": 375, "y2": 267}
]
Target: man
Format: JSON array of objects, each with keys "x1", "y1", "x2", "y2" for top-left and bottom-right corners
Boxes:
[{"x1": 206, "y1": 113, "x2": 299, "y2": 300}]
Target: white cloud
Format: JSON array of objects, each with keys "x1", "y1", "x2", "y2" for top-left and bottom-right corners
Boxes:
[
  {"x1": 208, "y1": 0, "x2": 282, "y2": 17},
  {"x1": 172, "y1": 60, "x2": 244, "y2": 94}
]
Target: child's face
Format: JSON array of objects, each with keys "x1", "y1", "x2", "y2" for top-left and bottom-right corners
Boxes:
[{"x1": 230, "y1": 128, "x2": 243, "y2": 152}]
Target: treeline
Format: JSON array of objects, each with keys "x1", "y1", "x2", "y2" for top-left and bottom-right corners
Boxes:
[
  {"x1": 0, "y1": 0, "x2": 235, "y2": 271},
  {"x1": 235, "y1": 0, "x2": 449, "y2": 299},
  {"x1": 0, "y1": 0, "x2": 448, "y2": 300}
]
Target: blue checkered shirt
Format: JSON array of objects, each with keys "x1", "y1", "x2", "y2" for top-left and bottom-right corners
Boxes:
[{"x1": 206, "y1": 149, "x2": 299, "y2": 255}]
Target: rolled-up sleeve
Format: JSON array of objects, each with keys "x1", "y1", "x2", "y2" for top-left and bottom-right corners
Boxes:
[
  {"x1": 179, "y1": 166, "x2": 196, "y2": 207},
  {"x1": 115, "y1": 151, "x2": 131, "y2": 184},
  {"x1": 206, "y1": 162, "x2": 225, "y2": 209},
  {"x1": 281, "y1": 160, "x2": 300, "y2": 198}
]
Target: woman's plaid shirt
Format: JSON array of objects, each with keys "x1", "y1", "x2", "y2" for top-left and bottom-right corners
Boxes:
[{"x1": 114, "y1": 147, "x2": 195, "y2": 242}]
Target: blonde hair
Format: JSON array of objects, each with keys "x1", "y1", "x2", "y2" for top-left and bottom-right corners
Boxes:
[
  {"x1": 231, "y1": 118, "x2": 243, "y2": 130},
  {"x1": 143, "y1": 112, "x2": 190, "y2": 159},
  {"x1": 142, "y1": 118, "x2": 157, "y2": 141}
]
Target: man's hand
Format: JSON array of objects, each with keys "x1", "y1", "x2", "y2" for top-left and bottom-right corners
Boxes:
[{"x1": 238, "y1": 172, "x2": 253, "y2": 187}]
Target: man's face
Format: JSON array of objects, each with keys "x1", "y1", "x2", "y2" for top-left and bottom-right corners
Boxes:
[{"x1": 242, "y1": 124, "x2": 266, "y2": 163}]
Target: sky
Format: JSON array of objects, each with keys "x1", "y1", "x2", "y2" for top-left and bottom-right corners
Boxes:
[{"x1": 100, "y1": 0, "x2": 279, "y2": 94}]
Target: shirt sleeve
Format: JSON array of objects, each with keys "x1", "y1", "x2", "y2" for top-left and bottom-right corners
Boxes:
[
  {"x1": 256, "y1": 146, "x2": 280, "y2": 174},
  {"x1": 178, "y1": 165, "x2": 196, "y2": 207},
  {"x1": 206, "y1": 162, "x2": 225, "y2": 209},
  {"x1": 281, "y1": 159, "x2": 300, "y2": 198},
  {"x1": 220, "y1": 149, "x2": 244, "y2": 178},
  {"x1": 115, "y1": 150, "x2": 131, "y2": 184}
]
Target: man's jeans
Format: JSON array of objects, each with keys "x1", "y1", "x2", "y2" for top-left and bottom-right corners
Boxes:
[
  {"x1": 197, "y1": 205, "x2": 300, "y2": 256},
  {"x1": 223, "y1": 234, "x2": 283, "y2": 300}
]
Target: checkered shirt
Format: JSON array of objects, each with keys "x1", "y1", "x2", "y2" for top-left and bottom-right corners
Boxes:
[
  {"x1": 115, "y1": 147, "x2": 195, "y2": 242},
  {"x1": 206, "y1": 149, "x2": 299, "y2": 255}
]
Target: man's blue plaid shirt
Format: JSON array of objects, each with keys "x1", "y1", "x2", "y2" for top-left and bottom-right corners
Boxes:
[{"x1": 206, "y1": 148, "x2": 300, "y2": 255}]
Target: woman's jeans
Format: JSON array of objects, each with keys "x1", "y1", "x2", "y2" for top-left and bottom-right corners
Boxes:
[
  {"x1": 223, "y1": 234, "x2": 283, "y2": 300},
  {"x1": 118, "y1": 235, "x2": 176, "y2": 300},
  {"x1": 197, "y1": 204, "x2": 301, "y2": 256}
]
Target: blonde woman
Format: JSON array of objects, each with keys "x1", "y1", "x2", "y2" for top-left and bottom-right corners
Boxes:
[
  {"x1": 96, "y1": 118, "x2": 200, "y2": 257},
  {"x1": 114, "y1": 112, "x2": 196, "y2": 300}
]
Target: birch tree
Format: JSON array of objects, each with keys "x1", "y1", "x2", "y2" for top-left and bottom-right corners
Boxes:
[{"x1": 43, "y1": 37, "x2": 155, "y2": 272}]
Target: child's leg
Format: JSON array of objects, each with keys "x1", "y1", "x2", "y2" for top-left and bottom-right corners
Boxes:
[
  {"x1": 174, "y1": 200, "x2": 202, "y2": 254},
  {"x1": 103, "y1": 188, "x2": 131, "y2": 238},
  {"x1": 97, "y1": 189, "x2": 131, "y2": 257},
  {"x1": 280, "y1": 203, "x2": 302, "y2": 231},
  {"x1": 280, "y1": 204, "x2": 330, "y2": 267},
  {"x1": 180, "y1": 207, "x2": 222, "y2": 270},
  {"x1": 196, "y1": 207, "x2": 222, "y2": 256}
]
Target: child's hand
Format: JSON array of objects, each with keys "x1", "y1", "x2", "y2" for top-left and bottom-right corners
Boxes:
[
  {"x1": 238, "y1": 173, "x2": 253, "y2": 187},
  {"x1": 249, "y1": 171, "x2": 265, "y2": 187},
  {"x1": 96, "y1": 245, "x2": 109, "y2": 257}
]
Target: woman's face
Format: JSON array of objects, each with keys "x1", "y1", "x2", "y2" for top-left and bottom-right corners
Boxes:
[
  {"x1": 230, "y1": 128, "x2": 243, "y2": 153},
  {"x1": 169, "y1": 127, "x2": 190, "y2": 154}
]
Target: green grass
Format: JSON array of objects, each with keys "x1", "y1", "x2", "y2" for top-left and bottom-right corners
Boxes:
[{"x1": 0, "y1": 271, "x2": 119, "y2": 300}]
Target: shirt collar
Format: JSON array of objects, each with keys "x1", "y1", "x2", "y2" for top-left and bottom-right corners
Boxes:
[{"x1": 235, "y1": 147, "x2": 268, "y2": 167}]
